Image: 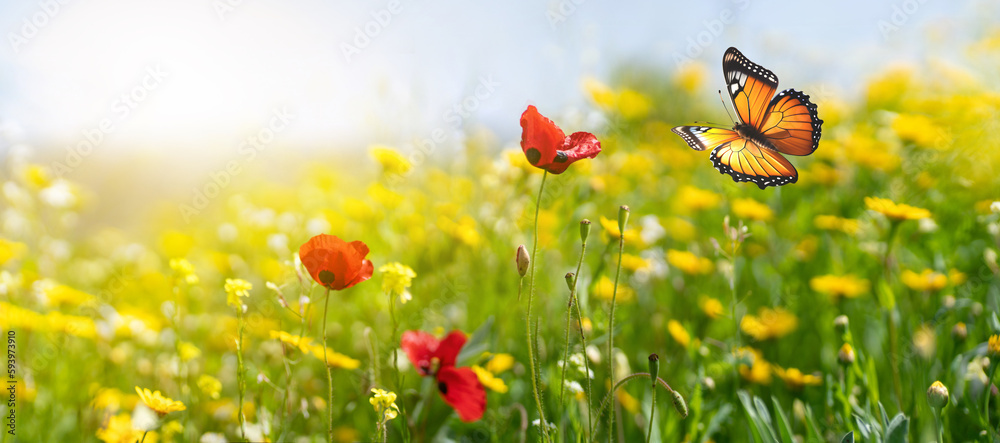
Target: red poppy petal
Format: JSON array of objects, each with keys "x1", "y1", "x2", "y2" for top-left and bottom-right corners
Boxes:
[
  {"x1": 434, "y1": 331, "x2": 467, "y2": 368},
  {"x1": 436, "y1": 366, "x2": 486, "y2": 422},
  {"x1": 349, "y1": 240, "x2": 370, "y2": 259},
  {"x1": 543, "y1": 131, "x2": 603, "y2": 174},
  {"x1": 520, "y1": 105, "x2": 565, "y2": 170},
  {"x1": 401, "y1": 330, "x2": 438, "y2": 376},
  {"x1": 344, "y1": 259, "x2": 374, "y2": 289}
]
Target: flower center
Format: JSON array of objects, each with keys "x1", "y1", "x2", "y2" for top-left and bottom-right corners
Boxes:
[{"x1": 318, "y1": 270, "x2": 336, "y2": 285}]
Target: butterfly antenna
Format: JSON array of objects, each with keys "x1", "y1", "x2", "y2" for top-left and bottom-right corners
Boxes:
[{"x1": 718, "y1": 89, "x2": 736, "y2": 126}]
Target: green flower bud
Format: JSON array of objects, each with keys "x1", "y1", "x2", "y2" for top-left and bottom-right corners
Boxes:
[
  {"x1": 617, "y1": 205, "x2": 630, "y2": 234},
  {"x1": 580, "y1": 219, "x2": 591, "y2": 243},
  {"x1": 671, "y1": 389, "x2": 688, "y2": 418},
  {"x1": 516, "y1": 245, "x2": 530, "y2": 278},
  {"x1": 927, "y1": 381, "x2": 949, "y2": 409},
  {"x1": 648, "y1": 354, "x2": 659, "y2": 388},
  {"x1": 565, "y1": 273, "x2": 575, "y2": 292}
]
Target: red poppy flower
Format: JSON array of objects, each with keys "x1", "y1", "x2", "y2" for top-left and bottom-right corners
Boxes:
[
  {"x1": 401, "y1": 330, "x2": 486, "y2": 422},
  {"x1": 519, "y1": 105, "x2": 601, "y2": 174},
  {"x1": 298, "y1": 234, "x2": 373, "y2": 290}
]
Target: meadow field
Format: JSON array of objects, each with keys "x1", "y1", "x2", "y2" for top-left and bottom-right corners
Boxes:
[{"x1": 3, "y1": 25, "x2": 1000, "y2": 443}]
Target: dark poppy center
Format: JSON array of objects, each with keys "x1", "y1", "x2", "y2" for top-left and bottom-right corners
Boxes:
[
  {"x1": 438, "y1": 381, "x2": 448, "y2": 394},
  {"x1": 553, "y1": 151, "x2": 568, "y2": 163},
  {"x1": 525, "y1": 148, "x2": 541, "y2": 165},
  {"x1": 318, "y1": 270, "x2": 336, "y2": 285}
]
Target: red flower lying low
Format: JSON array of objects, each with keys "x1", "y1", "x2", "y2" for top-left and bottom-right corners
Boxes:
[
  {"x1": 519, "y1": 105, "x2": 601, "y2": 174},
  {"x1": 298, "y1": 234, "x2": 373, "y2": 290},
  {"x1": 401, "y1": 330, "x2": 486, "y2": 422}
]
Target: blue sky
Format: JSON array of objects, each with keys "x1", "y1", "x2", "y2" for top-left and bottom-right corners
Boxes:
[{"x1": 0, "y1": 0, "x2": 988, "y2": 155}]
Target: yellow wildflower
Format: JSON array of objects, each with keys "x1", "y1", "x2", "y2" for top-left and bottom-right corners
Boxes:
[
  {"x1": 309, "y1": 344, "x2": 361, "y2": 369},
  {"x1": 892, "y1": 113, "x2": 948, "y2": 149},
  {"x1": 740, "y1": 307, "x2": 798, "y2": 341},
  {"x1": 369, "y1": 388, "x2": 400, "y2": 421},
  {"x1": 270, "y1": 330, "x2": 315, "y2": 354},
  {"x1": 674, "y1": 62, "x2": 707, "y2": 93},
  {"x1": 675, "y1": 185, "x2": 721, "y2": 212},
  {"x1": 616, "y1": 88, "x2": 652, "y2": 120},
  {"x1": 699, "y1": 296, "x2": 724, "y2": 320},
  {"x1": 731, "y1": 198, "x2": 773, "y2": 222},
  {"x1": 948, "y1": 269, "x2": 967, "y2": 285},
  {"x1": 197, "y1": 375, "x2": 222, "y2": 399},
  {"x1": 667, "y1": 320, "x2": 691, "y2": 348},
  {"x1": 42, "y1": 284, "x2": 95, "y2": 306},
  {"x1": 774, "y1": 367, "x2": 822, "y2": 390},
  {"x1": 370, "y1": 145, "x2": 412, "y2": 176},
  {"x1": 225, "y1": 278, "x2": 252, "y2": 308},
  {"x1": 135, "y1": 386, "x2": 186, "y2": 417},
  {"x1": 598, "y1": 216, "x2": 642, "y2": 245},
  {"x1": 666, "y1": 249, "x2": 714, "y2": 275},
  {"x1": 485, "y1": 353, "x2": 515, "y2": 374},
  {"x1": 864, "y1": 197, "x2": 931, "y2": 221},
  {"x1": 178, "y1": 341, "x2": 201, "y2": 361},
  {"x1": 379, "y1": 262, "x2": 416, "y2": 303},
  {"x1": 591, "y1": 275, "x2": 634, "y2": 302},
  {"x1": 813, "y1": 215, "x2": 860, "y2": 235},
  {"x1": 620, "y1": 254, "x2": 650, "y2": 272},
  {"x1": 91, "y1": 387, "x2": 127, "y2": 412},
  {"x1": 472, "y1": 365, "x2": 509, "y2": 393},
  {"x1": 96, "y1": 413, "x2": 146, "y2": 443},
  {"x1": 665, "y1": 217, "x2": 697, "y2": 242},
  {"x1": 988, "y1": 335, "x2": 1000, "y2": 357},
  {"x1": 735, "y1": 347, "x2": 772, "y2": 385},
  {"x1": 582, "y1": 77, "x2": 617, "y2": 109},
  {"x1": 169, "y1": 258, "x2": 199, "y2": 284},
  {"x1": 901, "y1": 269, "x2": 947, "y2": 291},
  {"x1": 810, "y1": 274, "x2": 869, "y2": 299}
]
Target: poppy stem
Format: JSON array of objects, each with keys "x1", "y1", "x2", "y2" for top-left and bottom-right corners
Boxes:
[
  {"x1": 561, "y1": 234, "x2": 592, "y2": 439},
  {"x1": 323, "y1": 287, "x2": 333, "y2": 443},
  {"x1": 525, "y1": 170, "x2": 551, "y2": 443},
  {"x1": 236, "y1": 304, "x2": 247, "y2": 441},
  {"x1": 607, "y1": 210, "x2": 627, "y2": 443}
]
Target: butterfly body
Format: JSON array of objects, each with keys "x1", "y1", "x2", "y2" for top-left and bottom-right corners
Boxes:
[{"x1": 673, "y1": 47, "x2": 823, "y2": 189}]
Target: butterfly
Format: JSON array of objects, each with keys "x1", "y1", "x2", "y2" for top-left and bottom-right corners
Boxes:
[
  {"x1": 401, "y1": 330, "x2": 486, "y2": 422},
  {"x1": 672, "y1": 47, "x2": 823, "y2": 189}
]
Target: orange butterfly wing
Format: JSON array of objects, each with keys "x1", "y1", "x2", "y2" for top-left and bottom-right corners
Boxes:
[
  {"x1": 759, "y1": 89, "x2": 823, "y2": 156},
  {"x1": 671, "y1": 126, "x2": 740, "y2": 152},
  {"x1": 723, "y1": 47, "x2": 779, "y2": 129},
  {"x1": 710, "y1": 138, "x2": 798, "y2": 189}
]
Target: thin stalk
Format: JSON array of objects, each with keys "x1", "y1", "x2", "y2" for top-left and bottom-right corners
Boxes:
[
  {"x1": 525, "y1": 171, "x2": 551, "y2": 442},
  {"x1": 560, "y1": 237, "x2": 589, "y2": 407},
  {"x1": 882, "y1": 221, "x2": 904, "y2": 411},
  {"x1": 594, "y1": 373, "x2": 685, "y2": 432},
  {"x1": 322, "y1": 287, "x2": 333, "y2": 443},
  {"x1": 237, "y1": 306, "x2": 247, "y2": 441},
  {"x1": 645, "y1": 383, "x2": 656, "y2": 443},
  {"x1": 607, "y1": 224, "x2": 626, "y2": 443},
  {"x1": 985, "y1": 363, "x2": 998, "y2": 435},
  {"x1": 388, "y1": 290, "x2": 411, "y2": 443},
  {"x1": 140, "y1": 430, "x2": 149, "y2": 443}
]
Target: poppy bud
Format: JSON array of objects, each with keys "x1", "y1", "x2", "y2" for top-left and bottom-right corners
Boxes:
[
  {"x1": 670, "y1": 389, "x2": 688, "y2": 418},
  {"x1": 516, "y1": 245, "x2": 530, "y2": 277},
  {"x1": 648, "y1": 354, "x2": 659, "y2": 388},
  {"x1": 927, "y1": 381, "x2": 949, "y2": 409},
  {"x1": 565, "y1": 273, "x2": 575, "y2": 292},
  {"x1": 833, "y1": 315, "x2": 849, "y2": 335},
  {"x1": 837, "y1": 343, "x2": 855, "y2": 366},
  {"x1": 618, "y1": 206, "x2": 630, "y2": 234},
  {"x1": 580, "y1": 219, "x2": 592, "y2": 243}
]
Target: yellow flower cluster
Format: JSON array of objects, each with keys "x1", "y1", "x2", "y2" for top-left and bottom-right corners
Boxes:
[
  {"x1": 865, "y1": 197, "x2": 931, "y2": 221},
  {"x1": 369, "y1": 388, "x2": 400, "y2": 421},
  {"x1": 224, "y1": 278, "x2": 253, "y2": 308},
  {"x1": 135, "y1": 386, "x2": 186, "y2": 417},
  {"x1": 810, "y1": 274, "x2": 869, "y2": 299},
  {"x1": 270, "y1": 330, "x2": 361, "y2": 369},
  {"x1": 666, "y1": 249, "x2": 713, "y2": 275},
  {"x1": 379, "y1": 262, "x2": 416, "y2": 301},
  {"x1": 740, "y1": 307, "x2": 798, "y2": 341}
]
